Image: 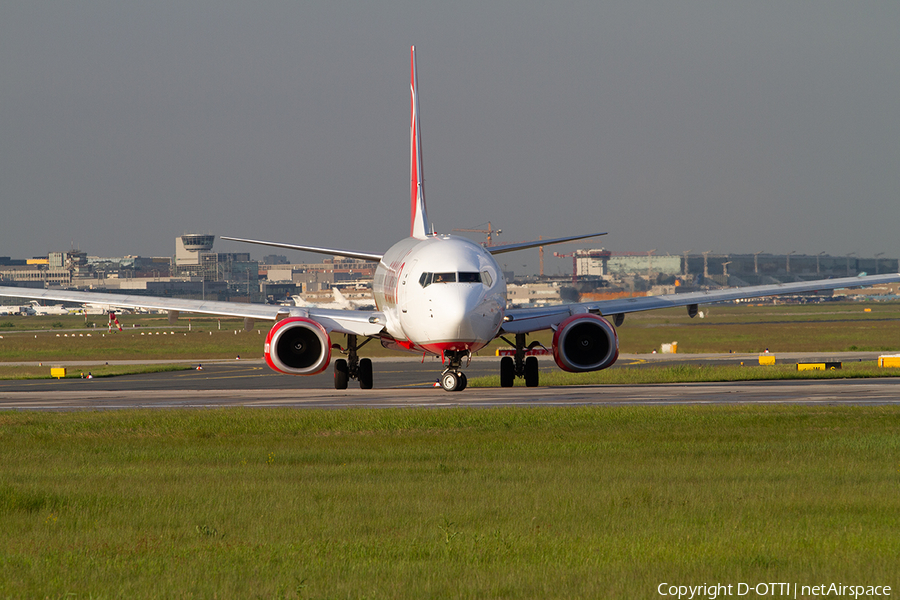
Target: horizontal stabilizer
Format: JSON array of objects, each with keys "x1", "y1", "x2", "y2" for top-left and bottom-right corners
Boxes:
[
  {"x1": 488, "y1": 232, "x2": 607, "y2": 255},
  {"x1": 221, "y1": 236, "x2": 382, "y2": 262}
]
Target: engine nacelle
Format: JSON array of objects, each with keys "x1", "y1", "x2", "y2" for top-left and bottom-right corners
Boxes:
[
  {"x1": 264, "y1": 317, "x2": 331, "y2": 375},
  {"x1": 552, "y1": 314, "x2": 619, "y2": 372}
]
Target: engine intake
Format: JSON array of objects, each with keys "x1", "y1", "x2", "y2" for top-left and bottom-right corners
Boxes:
[
  {"x1": 552, "y1": 314, "x2": 619, "y2": 372},
  {"x1": 264, "y1": 317, "x2": 331, "y2": 375}
]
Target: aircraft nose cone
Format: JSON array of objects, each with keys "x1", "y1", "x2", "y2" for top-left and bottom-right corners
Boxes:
[
  {"x1": 429, "y1": 288, "x2": 467, "y2": 337},
  {"x1": 425, "y1": 287, "x2": 499, "y2": 342}
]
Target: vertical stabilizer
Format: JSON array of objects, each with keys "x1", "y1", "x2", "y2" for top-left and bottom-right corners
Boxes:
[{"x1": 410, "y1": 46, "x2": 430, "y2": 239}]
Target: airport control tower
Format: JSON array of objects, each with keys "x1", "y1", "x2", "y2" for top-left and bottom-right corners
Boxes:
[{"x1": 175, "y1": 234, "x2": 215, "y2": 266}]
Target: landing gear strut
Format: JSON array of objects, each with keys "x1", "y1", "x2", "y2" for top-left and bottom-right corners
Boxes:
[
  {"x1": 438, "y1": 350, "x2": 469, "y2": 392},
  {"x1": 333, "y1": 334, "x2": 373, "y2": 389},
  {"x1": 499, "y1": 333, "x2": 541, "y2": 388}
]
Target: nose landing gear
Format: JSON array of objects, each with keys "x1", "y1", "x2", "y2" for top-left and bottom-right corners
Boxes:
[
  {"x1": 438, "y1": 350, "x2": 469, "y2": 392},
  {"x1": 439, "y1": 370, "x2": 467, "y2": 392}
]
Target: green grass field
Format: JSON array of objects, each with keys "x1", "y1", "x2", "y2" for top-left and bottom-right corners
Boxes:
[
  {"x1": 2, "y1": 303, "x2": 900, "y2": 383},
  {"x1": 0, "y1": 363, "x2": 194, "y2": 380},
  {"x1": 2, "y1": 302, "x2": 900, "y2": 363},
  {"x1": 0, "y1": 315, "x2": 265, "y2": 361},
  {"x1": 592, "y1": 301, "x2": 900, "y2": 354},
  {"x1": 1, "y1": 407, "x2": 898, "y2": 599},
  {"x1": 470, "y1": 361, "x2": 900, "y2": 387}
]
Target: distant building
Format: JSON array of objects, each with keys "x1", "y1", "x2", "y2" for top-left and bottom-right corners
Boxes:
[
  {"x1": 506, "y1": 282, "x2": 564, "y2": 306},
  {"x1": 262, "y1": 254, "x2": 288, "y2": 265},
  {"x1": 0, "y1": 257, "x2": 28, "y2": 267},
  {"x1": 263, "y1": 257, "x2": 374, "y2": 289},
  {"x1": 0, "y1": 267, "x2": 71, "y2": 285},
  {"x1": 575, "y1": 250, "x2": 680, "y2": 279},
  {"x1": 172, "y1": 235, "x2": 259, "y2": 293},
  {"x1": 574, "y1": 250, "x2": 899, "y2": 288}
]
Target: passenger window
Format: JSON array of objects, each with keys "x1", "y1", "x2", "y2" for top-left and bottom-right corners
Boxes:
[{"x1": 458, "y1": 272, "x2": 481, "y2": 283}]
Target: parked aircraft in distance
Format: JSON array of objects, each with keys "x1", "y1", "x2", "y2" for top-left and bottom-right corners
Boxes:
[
  {"x1": 77, "y1": 302, "x2": 140, "y2": 315},
  {"x1": 27, "y1": 301, "x2": 74, "y2": 316},
  {"x1": 291, "y1": 289, "x2": 375, "y2": 311},
  {"x1": 1, "y1": 46, "x2": 899, "y2": 391}
]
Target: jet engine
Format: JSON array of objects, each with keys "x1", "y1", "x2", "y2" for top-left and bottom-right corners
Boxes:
[
  {"x1": 552, "y1": 314, "x2": 619, "y2": 372},
  {"x1": 264, "y1": 317, "x2": 331, "y2": 375}
]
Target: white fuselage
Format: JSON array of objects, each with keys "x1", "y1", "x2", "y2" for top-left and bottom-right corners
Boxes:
[
  {"x1": 28, "y1": 301, "x2": 72, "y2": 315},
  {"x1": 372, "y1": 234, "x2": 506, "y2": 354}
]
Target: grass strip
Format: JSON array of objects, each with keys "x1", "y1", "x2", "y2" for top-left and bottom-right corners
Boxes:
[
  {"x1": 3, "y1": 303, "x2": 900, "y2": 361},
  {"x1": 0, "y1": 364, "x2": 195, "y2": 380},
  {"x1": 471, "y1": 361, "x2": 900, "y2": 387},
  {"x1": 1, "y1": 406, "x2": 898, "y2": 598}
]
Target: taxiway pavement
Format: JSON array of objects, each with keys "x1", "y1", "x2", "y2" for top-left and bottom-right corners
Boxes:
[{"x1": 1, "y1": 353, "x2": 898, "y2": 409}]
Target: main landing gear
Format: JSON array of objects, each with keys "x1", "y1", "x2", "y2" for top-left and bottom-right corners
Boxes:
[
  {"x1": 333, "y1": 334, "x2": 374, "y2": 390},
  {"x1": 499, "y1": 333, "x2": 541, "y2": 388},
  {"x1": 438, "y1": 350, "x2": 469, "y2": 392}
]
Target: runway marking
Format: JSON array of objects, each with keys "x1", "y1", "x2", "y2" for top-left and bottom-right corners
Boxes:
[
  {"x1": 616, "y1": 358, "x2": 648, "y2": 366},
  {"x1": 4, "y1": 379, "x2": 900, "y2": 409},
  {"x1": 173, "y1": 366, "x2": 266, "y2": 377},
  {"x1": 178, "y1": 374, "x2": 274, "y2": 381}
]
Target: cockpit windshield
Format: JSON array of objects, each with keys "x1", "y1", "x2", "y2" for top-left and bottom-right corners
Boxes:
[
  {"x1": 419, "y1": 271, "x2": 486, "y2": 288},
  {"x1": 433, "y1": 272, "x2": 457, "y2": 284}
]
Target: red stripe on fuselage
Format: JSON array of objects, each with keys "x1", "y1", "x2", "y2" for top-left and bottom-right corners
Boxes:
[{"x1": 420, "y1": 341, "x2": 489, "y2": 354}]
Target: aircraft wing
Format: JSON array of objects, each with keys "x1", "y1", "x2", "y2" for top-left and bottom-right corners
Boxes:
[
  {"x1": 0, "y1": 286, "x2": 385, "y2": 337},
  {"x1": 501, "y1": 273, "x2": 900, "y2": 334}
]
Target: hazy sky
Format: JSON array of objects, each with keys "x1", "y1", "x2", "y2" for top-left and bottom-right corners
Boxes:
[{"x1": 2, "y1": 2, "x2": 898, "y2": 275}]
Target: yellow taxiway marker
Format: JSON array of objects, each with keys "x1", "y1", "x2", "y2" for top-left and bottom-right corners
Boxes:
[{"x1": 796, "y1": 362, "x2": 841, "y2": 371}]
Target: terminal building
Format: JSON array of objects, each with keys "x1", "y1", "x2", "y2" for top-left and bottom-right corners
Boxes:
[
  {"x1": 260, "y1": 257, "x2": 376, "y2": 304},
  {"x1": 0, "y1": 235, "x2": 259, "y2": 301},
  {"x1": 573, "y1": 249, "x2": 899, "y2": 288}
]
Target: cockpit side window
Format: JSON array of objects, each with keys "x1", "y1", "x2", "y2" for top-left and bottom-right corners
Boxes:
[
  {"x1": 418, "y1": 272, "x2": 433, "y2": 288},
  {"x1": 481, "y1": 270, "x2": 493, "y2": 287}
]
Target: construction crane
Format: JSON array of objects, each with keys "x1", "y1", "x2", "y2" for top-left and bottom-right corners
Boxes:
[
  {"x1": 452, "y1": 224, "x2": 550, "y2": 276},
  {"x1": 452, "y1": 222, "x2": 501, "y2": 247},
  {"x1": 553, "y1": 251, "x2": 578, "y2": 286},
  {"x1": 539, "y1": 236, "x2": 544, "y2": 278}
]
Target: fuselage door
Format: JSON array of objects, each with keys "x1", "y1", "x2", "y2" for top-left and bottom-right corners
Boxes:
[{"x1": 398, "y1": 259, "x2": 417, "y2": 314}]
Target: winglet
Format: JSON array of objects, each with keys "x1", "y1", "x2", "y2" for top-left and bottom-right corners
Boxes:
[{"x1": 410, "y1": 46, "x2": 430, "y2": 239}]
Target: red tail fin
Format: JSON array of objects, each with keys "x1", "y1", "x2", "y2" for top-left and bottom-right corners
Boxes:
[{"x1": 410, "y1": 46, "x2": 429, "y2": 239}]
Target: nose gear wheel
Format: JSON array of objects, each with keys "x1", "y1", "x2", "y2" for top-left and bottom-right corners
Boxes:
[{"x1": 438, "y1": 350, "x2": 469, "y2": 392}]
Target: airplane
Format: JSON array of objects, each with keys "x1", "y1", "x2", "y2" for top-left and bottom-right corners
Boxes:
[
  {"x1": 78, "y1": 302, "x2": 138, "y2": 315},
  {"x1": 291, "y1": 288, "x2": 375, "y2": 311},
  {"x1": 1, "y1": 46, "x2": 899, "y2": 391},
  {"x1": 27, "y1": 301, "x2": 75, "y2": 316}
]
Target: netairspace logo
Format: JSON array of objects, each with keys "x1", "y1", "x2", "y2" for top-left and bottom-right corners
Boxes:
[{"x1": 657, "y1": 582, "x2": 892, "y2": 599}]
